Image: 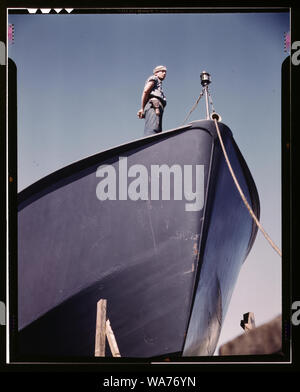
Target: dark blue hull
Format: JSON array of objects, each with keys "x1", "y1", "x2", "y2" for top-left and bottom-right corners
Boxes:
[{"x1": 16, "y1": 120, "x2": 259, "y2": 359}]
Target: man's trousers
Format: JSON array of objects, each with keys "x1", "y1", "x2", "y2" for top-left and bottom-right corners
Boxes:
[{"x1": 143, "y1": 100, "x2": 164, "y2": 136}]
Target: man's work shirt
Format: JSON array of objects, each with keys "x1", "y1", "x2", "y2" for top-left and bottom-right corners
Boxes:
[{"x1": 145, "y1": 75, "x2": 167, "y2": 107}]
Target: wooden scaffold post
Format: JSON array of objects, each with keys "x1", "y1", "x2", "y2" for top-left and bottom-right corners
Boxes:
[
  {"x1": 95, "y1": 299, "x2": 107, "y2": 357},
  {"x1": 94, "y1": 299, "x2": 121, "y2": 357}
]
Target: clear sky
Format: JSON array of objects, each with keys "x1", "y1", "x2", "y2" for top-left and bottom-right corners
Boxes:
[{"x1": 8, "y1": 10, "x2": 289, "y2": 356}]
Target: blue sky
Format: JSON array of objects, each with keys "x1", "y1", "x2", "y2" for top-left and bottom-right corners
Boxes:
[{"x1": 8, "y1": 10, "x2": 289, "y2": 355}]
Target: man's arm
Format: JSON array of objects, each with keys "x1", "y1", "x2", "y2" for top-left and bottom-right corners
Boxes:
[{"x1": 137, "y1": 81, "x2": 154, "y2": 119}]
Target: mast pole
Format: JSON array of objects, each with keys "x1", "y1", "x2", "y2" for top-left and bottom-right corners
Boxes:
[
  {"x1": 200, "y1": 71, "x2": 211, "y2": 120},
  {"x1": 204, "y1": 86, "x2": 210, "y2": 120}
]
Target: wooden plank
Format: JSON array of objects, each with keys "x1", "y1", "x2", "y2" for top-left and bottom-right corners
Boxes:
[
  {"x1": 106, "y1": 319, "x2": 121, "y2": 357},
  {"x1": 94, "y1": 299, "x2": 107, "y2": 357}
]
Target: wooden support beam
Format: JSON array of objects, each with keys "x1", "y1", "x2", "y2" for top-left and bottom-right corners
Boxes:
[
  {"x1": 106, "y1": 319, "x2": 121, "y2": 357},
  {"x1": 95, "y1": 299, "x2": 107, "y2": 357}
]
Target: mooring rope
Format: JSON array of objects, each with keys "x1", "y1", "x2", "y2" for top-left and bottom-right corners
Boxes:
[
  {"x1": 182, "y1": 85, "x2": 282, "y2": 258},
  {"x1": 182, "y1": 88, "x2": 205, "y2": 125},
  {"x1": 212, "y1": 116, "x2": 282, "y2": 258}
]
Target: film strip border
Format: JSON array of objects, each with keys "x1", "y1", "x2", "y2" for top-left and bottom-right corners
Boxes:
[
  {"x1": 8, "y1": 8, "x2": 291, "y2": 15},
  {"x1": 26, "y1": 9, "x2": 74, "y2": 14},
  {"x1": 8, "y1": 24, "x2": 14, "y2": 45},
  {"x1": 284, "y1": 31, "x2": 291, "y2": 53},
  {"x1": 7, "y1": 9, "x2": 75, "y2": 14}
]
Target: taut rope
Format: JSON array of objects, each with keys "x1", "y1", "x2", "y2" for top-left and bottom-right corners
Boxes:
[
  {"x1": 212, "y1": 115, "x2": 282, "y2": 258},
  {"x1": 183, "y1": 81, "x2": 281, "y2": 257}
]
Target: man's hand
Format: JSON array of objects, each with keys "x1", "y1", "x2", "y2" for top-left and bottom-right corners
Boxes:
[
  {"x1": 138, "y1": 81, "x2": 154, "y2": 119},
  {"x1": 137, "y1": 109, "x2": 145, "y2": 119}
]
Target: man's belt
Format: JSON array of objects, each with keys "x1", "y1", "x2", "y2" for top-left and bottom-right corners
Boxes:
[{"x1": 149, "y1": 97, "x2": 165, "y2": 115}]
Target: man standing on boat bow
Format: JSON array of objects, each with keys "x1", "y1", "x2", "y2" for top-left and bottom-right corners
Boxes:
[{"x1": 137, "y1": 65, "x2": 167, "y2": 136}]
